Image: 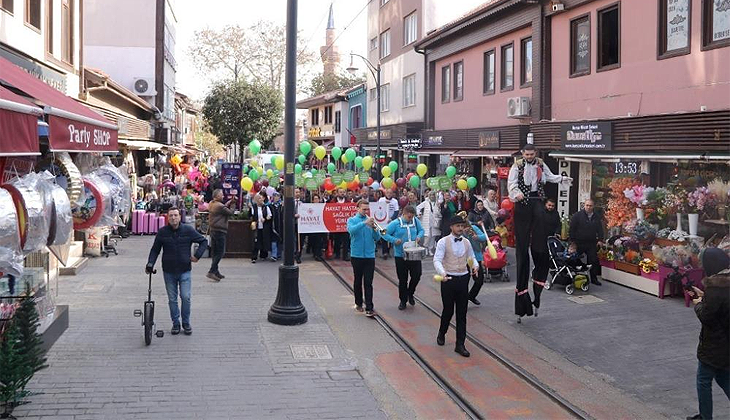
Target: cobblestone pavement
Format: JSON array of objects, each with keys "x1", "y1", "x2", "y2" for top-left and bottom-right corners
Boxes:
[{"x1": 14, "y1": 236, "x2": 386, "y2": 420}]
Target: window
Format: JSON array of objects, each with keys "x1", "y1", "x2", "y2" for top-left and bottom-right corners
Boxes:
[
  {"x1": 350, "y1": 105, "x2": 363, "y2": 129},
  {"x1": 403, "y1": 73, "x2": 416, "y2": 107},
  {"x1": 659, "y1": 0, "x2": 691, "y2": 57},
  {"x1": 404, "y1": 12, "x2": 418, "y2": 45},
  {"x1": 62, "y1": 0, "x2": 73, "y2": 64},
  {"x1": 1, "y1": 0, "x2": 13, "y2": 14},
  {"x1": 702, "y1": 0, "x2": 730, "y2": 50},
  {"x1": 483, "y1": 50, "x2": 495, "y2": 94},
  {"x1": 311, "y1": 108, "x2": 320, "y2": 126},
  {"x1": 500, "y1": 43, "x2": 514, "y2": 91},
  {"x1": 380, "y1": 29, "x2": 391, "y2": 59},
  {"x1": 521, "y1": 37, "x2": 533, "y2": 86},
  {"x1": 334, "y1": 111, "x2": 341, "y2": 133},
  {"x1": 369, "y1": 88, "x2": 377, "y2": 102},
  {"x1": 570, "y1": 14, "x2": 591, "y2": 77},
  {"x1": 597, "y1": 3, "x2": 620, "y2": 71},
  {"x1": 380, "y1": 84, "x2": 390, "y2": 112},
  {"x1": 26, "y1": 0, "x2": 41, "y2": 29},
  {"x1": 453, "y1": 61, "x2": 464, "y2": 101},
  {"x1": 324, "y1": 106, "x2": 333, "y2": 124},
  {"x1": 441, "y1": 65, "x2": 451, "y2": 103},
  {"x1": 370, "y1": 37, "x2": 378, "y2": 51},
  {"x1": 47, "y1": 0, "x2": 53, "y2": 53}
]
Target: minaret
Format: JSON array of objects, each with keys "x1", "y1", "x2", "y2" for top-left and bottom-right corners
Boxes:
[{"x1": 320, "y1": 3, "x2": 340, "y2": 77}]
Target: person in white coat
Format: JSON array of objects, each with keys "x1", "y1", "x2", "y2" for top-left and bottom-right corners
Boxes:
[{"x1": 417, "y1": 190, "x2": 442, "y2": 256}]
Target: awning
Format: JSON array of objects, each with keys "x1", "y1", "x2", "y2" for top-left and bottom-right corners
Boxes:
[
  {"x1": 0, "y1": 56, "x2": 118, "y2": 153},
  {"x1": 452, "y1": 149, "x2": 518, "y2": 158},
  {"x1": 549, "y1": 151, "x2": 730, "y2": 163},
  {"x1": 0, "y1": 85, "x2": 43, "y2": 156},
  {"x1": 118, "y1": 139, "x2": 163, "y2": 151}
]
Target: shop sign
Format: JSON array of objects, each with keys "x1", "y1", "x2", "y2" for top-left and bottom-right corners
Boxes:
[
  {"x1": 557, "y1": 160, "x2": 572, "y2": 218},
  {"x1": 398, "y1": 135, "x2": 422, "y2": 150},
  {"x1": 367, "y1": 129, "x2": 391, "y2": 140},
  {"x1": 0, "y1": 47, "x2": 67, "y2": 93},
  {"x1": 497, "y1": 167, "x2": 510, "y2": 178},
  {"x1": 48, "y1": 115, "x2": 119, "y2": 152},
  {"x1": 478, "y1": 131, "x2": 500, "y2": 149},
  {"x1": 220, "y1": 163, "x2": 242, "y2": 202},
  {"x1": 561, "y1": 122, "x2": 612, "y2": 151},
  {"x1": 426, "y1": 136, "x2": 443, "y2": 146}
]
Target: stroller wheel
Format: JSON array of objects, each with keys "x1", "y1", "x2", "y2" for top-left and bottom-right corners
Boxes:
[
  {"x1": 503, "y1": 273, "x2": 510, "y2": 282},
  {"x1": 581, "y1": 282, "x2": 589, "y2": 292},
  {"x1": 565, "y1": 284, "x2": 575, "y2": 295},
  {"x1": 544, "y1": 278, "x2": 552, "y2": 290}
]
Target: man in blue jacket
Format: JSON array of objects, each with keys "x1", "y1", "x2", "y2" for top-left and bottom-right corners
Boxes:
[
  {"x1": 348, "y1": 199, "x2": 382, "y2": 317},
  {"x1": 465, "y1": 220, "x2": 488, "y2": 306},
  {"x1": 383, "y1": 205, "x2": 424, "y2": 310},
  {"x1": 146, "y1": 208, "x2": 208, "y2": 335}
]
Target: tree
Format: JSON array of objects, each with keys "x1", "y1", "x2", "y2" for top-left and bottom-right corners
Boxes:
[
  {"x1": 195, "y1": 129, "x2": 225, "y2": 158},
  {"x1": 307, "y1": 71, "x2": 365, "y2": 97},
  {"x1": 202, "y1": 80, "x2": 283, "y2": 161},
  {"x1": 189, "y1": 22, "x2": 316, "y2": 94}
]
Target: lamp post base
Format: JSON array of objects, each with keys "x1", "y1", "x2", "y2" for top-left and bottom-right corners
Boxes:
[{"x1": 268, "y1": 265, "x2": 308, "y2": 325}]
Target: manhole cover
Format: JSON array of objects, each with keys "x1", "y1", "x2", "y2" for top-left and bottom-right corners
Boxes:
[
  {"x1": 567, "y1": 295, "x2": 604, "y2": 304},
  {"x1": 290, "y1": 344, "x2": 332, "y2": 360},
  {"x1": 82, "y1": 284, "x2": 105, "y2": 292}
]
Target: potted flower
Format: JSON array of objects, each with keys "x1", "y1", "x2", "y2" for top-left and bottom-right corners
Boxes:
[
  {"x1": 605, "y1": 178, "x2": 638, "y2": 229},
  {"x1": 662, "y1": 184, "x2": 688, "y2": 232},
  {"x1": 687, "y1": 186, "x2": 718, "y2": 236},
  {"x1": 623, "y1": 185, "x2": 654, "y2": 220},
  {"x1": 706, "y1": 178, "x2": 728, "y2": 220}
]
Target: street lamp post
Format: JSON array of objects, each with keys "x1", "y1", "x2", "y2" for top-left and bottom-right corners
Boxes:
[
  {"x1": 268, "y1": 0, "x2": 307, "y2": 326},
  {"x1": 347, "y1": 54, "x2": 381, "y2": 174}
]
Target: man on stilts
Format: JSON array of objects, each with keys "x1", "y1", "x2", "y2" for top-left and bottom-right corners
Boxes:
[{"x1": 507, "y1": 144, "x2": 571, "y2": 323}]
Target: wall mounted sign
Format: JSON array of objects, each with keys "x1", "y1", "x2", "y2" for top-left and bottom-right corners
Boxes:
[
  {"x1": 398, "y1": 135, "x2": 422, "y2": 150},
  {"x1": 367, "y1": 129, "x2": 391, "y2": 140},
  {"x1": 561, "y1": 122, "x2": 612, "y2": 151},
  {"x1": 478, "y1": 131, "x2": 500, "y2": 149},
  {"x1": 426, "y1": 136, "x2": 443, "y2": 146}
]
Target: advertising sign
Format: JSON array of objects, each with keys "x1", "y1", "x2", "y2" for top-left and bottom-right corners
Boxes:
[
  {"x1": 220, "y1": 163, "x2": 242, "y2": 202},
  {"x1": 478, "y1": 131, "x2": 500, "y2": 149},
  {"x1": 557, "y1": 160, "x2": 572, "y2": 218},
  {"x1": 561, "y1": 122, "x2": 612, "y2": 151},
  {"x1": 298, "y1": 202, "x2": 389, "y2": 233}
]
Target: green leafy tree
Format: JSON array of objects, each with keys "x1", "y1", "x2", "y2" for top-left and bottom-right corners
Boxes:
[
  {"x1": 202, "y1": 80, "x2": 283, "y2": 161},
  {"x1": 15, "y1": 292, "x2": 48, "y2": 388},
  {"x1": 307, "y1": 71, "x2": 365, "y2": 96}
]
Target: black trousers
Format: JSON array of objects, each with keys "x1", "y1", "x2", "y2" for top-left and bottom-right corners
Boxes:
[
  {"x1": 576, "y1": 241, "x2": 601, "y2": 282},
  {"x1": 514, "y1": 199, "x2": 539, "y2": 317},
  {"x1": 395, "y1": 257, "x2": 422, "y2": 304},
  {"x1": 333, "y1": 233, "x2": 350, "y2": 258},
  {"x1": 438, "y1": 274, "x2": 470, "y2": 346},
  {"x1": 469, "y1": 264, "x2": 485, "y2": 300},
  {"x1": 381, "y1": 239, "x2": 390, "y2": 256},
  {"x1": 531, "y1": 250, "x2": 549, "y2": 309},
  {"x1": 209, "y1": 230, "x2": 226, "y2": 275},
  {"x1": 351, "y1": 257, "x2": 375, "y2": 311},
  {"x1": 253, "y1": 229, "x2": 268, "y2": 259},
  {"x1": 309, "y1": 233, "x2": 325, "y2": 258}
]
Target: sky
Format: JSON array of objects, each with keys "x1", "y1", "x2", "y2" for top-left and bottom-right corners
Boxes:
[{"x1": 174, "y1": 0, "x2": 369, "y2": 102}]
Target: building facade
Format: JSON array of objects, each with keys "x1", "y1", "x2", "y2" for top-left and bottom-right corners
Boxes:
[{"x1": 297, "y1": 89, "x2": 350, "y2": 149}]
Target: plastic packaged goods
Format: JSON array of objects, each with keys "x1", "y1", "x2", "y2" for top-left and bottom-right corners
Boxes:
[
  {"x1": 0, "y1": 188, "x2": 23, "y2": 277},
  {"x1": 5, "y1": 173, "x2": 52, "y2": 254},
  {"x1": 48, "y1": 182, "x2": 73, "y2": 246}
]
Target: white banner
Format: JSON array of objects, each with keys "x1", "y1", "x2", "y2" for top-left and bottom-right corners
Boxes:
[{"x1": 298, "y1": 202, "x2": 389, "y2": 234}]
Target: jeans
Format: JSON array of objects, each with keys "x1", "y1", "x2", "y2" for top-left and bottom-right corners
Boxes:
[
  {"x1": 163, "y1": 271, "x2": 192, "y2": 327},
  {"x1": 271, "y1": 241, "x2": 279, "y2": 259},
  {"x1": 351, "y1": 257, "x2": 375, "y2": 311},
  {"x1": 697, "y1": 361, "x2": 730, "y2": 419},
  {"x1": 209, "y1": 231, "x2": 226, "y2": 275}
]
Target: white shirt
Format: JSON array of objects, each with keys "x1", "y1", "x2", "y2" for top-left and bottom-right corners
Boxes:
[
  {"x1": 507, "y1": 160, "x2": 563, "y2": 201},
  {"x1": 379, "y1": 197, "x2": 400, "y2": 217},
  {"x1": 433, "y1": 234, "x2": 477, "y2": 277},
  {"x1": 256, "y1": 205, "x2": 266, "y2": 229}
]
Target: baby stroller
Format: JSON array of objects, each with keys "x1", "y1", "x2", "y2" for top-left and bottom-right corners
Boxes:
[
  {"x1": 483, "y1": 231, "x2": 510, "y2": 282},
  {"x1": 544, "y1": 237, "x2": 591, "y2": 294}
]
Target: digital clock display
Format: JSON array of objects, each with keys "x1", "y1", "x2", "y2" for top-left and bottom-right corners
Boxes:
[{"x1": 614, "y1": 161, "x2": 639, "y2": 175}]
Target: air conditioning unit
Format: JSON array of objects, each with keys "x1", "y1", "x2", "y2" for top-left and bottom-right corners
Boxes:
[
  {"x1": 507, "y1": 97, "x2": 530, "y2": 118},
  {"x1": 133, "y1": 77, "x2": 156, "y2": 96}
]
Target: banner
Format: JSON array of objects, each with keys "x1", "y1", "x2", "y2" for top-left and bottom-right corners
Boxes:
[
  {"x1": 298, "y1": 202, "x2": 389, "y2": 233},
  {"x1": 220, "y1": 163, "x2": 242, "y2": 203}
]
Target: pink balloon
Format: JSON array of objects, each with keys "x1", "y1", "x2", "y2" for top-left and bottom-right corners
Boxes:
[
  {"x1": 396, "y1": 178, "x2": 407, "y2": 188},
  {"x1": 406, "y1": 173, "x2": 414, "y2": 180},
  {"x1": 253, "y1": 181, "x2": 261, "y2": 192},
  {"x1": 398, "y1": 197, "x2": 409, "y2": 208},
  {"x1": 266, "y1": 186, "x2": 276, "y2": 196},
  {"x1": 261, "y1": 179, "x2": 269, "y2": 187}
]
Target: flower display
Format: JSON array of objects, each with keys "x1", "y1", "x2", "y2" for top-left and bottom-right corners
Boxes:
[
  {"x1": 652, "y1": 244, "x2": 693, "y2": 268},
  {"x1": 687, "y1": 186, "x2": 718, "y2": 213},
  {"x1": 706, "y1": 178, "x2": 729, "y2": 205},
  {"x1": 657, "y1": 227, "x2": 691, "y2": 242},
  {"x1": 633, "y1": 220, "x2": 657, "y2": 241},
  {"x1": 623, "y1": 185, "x2": 654, "y2": 207},
  {"x1": 662, "y1": 184, "x2": 688, "y2": 214},
  {"x1": 639, "y1": 258, "x2": 658, "y2": 273},
  {"x1": 605, "y1": 178, "x2": 638, "y2": 228}
]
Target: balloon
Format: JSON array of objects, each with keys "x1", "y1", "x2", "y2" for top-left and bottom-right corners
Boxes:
[
  {"x1": 241, "y1": 177, "x2": 253, "y2": 192},
  {"x1": 371, "y1": 181, "x2": 380, "y2": 190},
  {"x1": 348, "y1": 181, "x2": 359, "y2": 191},
  {"x1": 409, "y1": 175, "x2": 421, "y2": 188},
  {"x1": 331, "y1": 147, "x2": 342, "y2": 161},
  {"x1": 381, "y1": 177, "x2": 393, "y2": 189},
  {"x1": 467, "y1": 176, "x2": 478, "y2": 190},
  {"x1": 416, "y1": 163, "x2": 428, "y2": 177},
  {"x1": 170, "y1": 154, "x2": 182, "y2": 166},
  {"x1": 311, "y1": 168, "x2": 318, "y2": 175},
  {"x1": 341, "y1": 154, "x2": 349, "y2": 164},
  {"x1": 339, "y1": 181, "x2": 348, "y2": 190},
  {"x1": 249, "y1": 169, "x2": 260, "y2": 181},
  {"x1": 298, "y1": 154, "x2": 306, "y2": 165},
  {"x1": 388, "y1": 161, "x2": 398, "y2": 174},
  {"x1": 314, "y1": 145, "x2": 326, "y2": 160},
  {"x1": 266, "y1": 186, "x2": 276, "y2": 197},
  {"x1": 266, "y1": 169, "x2": 274, "y2": 178},
  {"x1": 323, "y1": 179, "x2": 335, "y2": 191},
  {"x1": 497, "y1": 209, "x2": 511, "y2": 220},
  {"x1": 261, "y1": 179, "x2": 269, "y2": 187},
  {"x1": 396, "y1": 178, "x2": 407, "y2": 188},
  {"x1": 295, "y1": 163, "x2": 302, "y2": 174},
  {"x1": 300, "y1": 142, "x2": 312, "y2": 156},
  {"x1": 446, "y1": 166, "x2": 457, "y2": 178},
  {"x1": 257, "y1": 167, "x2": 264, "y2": 176},
  {"x1": 457, "y1": 179, "x2": 468, "y2": 190},
  {"x1": 275, "y1": 156, "x2": 284, "y2": 171},
  {"x1": 381, "y1": 166, "x2": 392, "y2": 178},
  {"x1": 327, "y1": 162, "x2": 336, "y2": 174},
  {"x1": 249, "y1": 140, "x2": 261, "y2": 156},
  {"x1": 252, "y1": 181, "x2": 261, "y2": 192},
  {"x1": 354, "y1": 156, "x2": 363, "y2": 168},
  {"x1": 406, "y1": 172, "x2": 413, "y2": 180},
  {"x1": 367, "y1": 177, "x2": 374, "y2": 186},
  {"x1": 362, "y1": 156, "x2": 373, "y2": 170},
  {"x1": 345, "y1": 148, "x2": 357, "y2": 162},
  {"x1": 270, "y1": 155, "x2": 277, "y2": 166},
  {"x1": 501, "y1": 198, "x2": 514, "y2": 211}
]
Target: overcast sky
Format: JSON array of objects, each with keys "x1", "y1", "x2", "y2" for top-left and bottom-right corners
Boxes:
[{"x1": 174, "y1": 0, "x2": 368, "y2": 102}]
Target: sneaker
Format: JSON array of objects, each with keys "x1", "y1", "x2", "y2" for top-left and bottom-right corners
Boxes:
[
  {"x1": 217, "y1": 273, "x2": 226, "y2": 279},
  {"x1": 182, "y1": 324, "x2": 192, "y2": 335},
  {"x1": 269, "y1": 256, "x2": 277, "y2": 262},
  {"x1": 408, "y1": 295, "x2": 416, "y2": 306},
  {"x1": 469, "y1": 297, "x2": 481, "y2": 306},
  {"x1": 365, "y1": 310, "x2": 376, "y2": 317},
  {"x1": 354, "y1": 305, "x2": 364, "y2": 313},
  {"x1": 251, "y1": 259, "x2": 257, "y2": 264},
  {"x1": 398, "y1": 302, "x2": 407, "y2": 310},
  {"x1": 206, "y1": 272, "x2": 221, "y2": 282},
  {"x1": 171, "y1": 325, "x2": 181, "y2": 335}
]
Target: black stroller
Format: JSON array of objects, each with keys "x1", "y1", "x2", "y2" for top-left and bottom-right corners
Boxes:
[{"x1": 544, "y1": 237, "x2": 592, "y2": 295}]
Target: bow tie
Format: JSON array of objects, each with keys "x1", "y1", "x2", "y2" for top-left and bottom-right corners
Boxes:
[
  {"x1": 526, "y1": 160, "x2": 536, "y2": 166},
  {"x1": 453, "y1": 237, "x2": 463, "y2": 242}
]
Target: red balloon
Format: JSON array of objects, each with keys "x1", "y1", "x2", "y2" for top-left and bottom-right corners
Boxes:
[
  {"x1": 253, "y1": 181, "x2": 262, "y2": 192},
  {"x1": 323, "y1": 179, "x2": 335, "y2": 191},
  {"x1": 396, "y1": 178, "x2": 407, "y2": 188},
  {"x1": 406, "y1": 173, "x2": 414, "y2": 180},
  {"x1": 500, "y1": 198, "x2": 514, "y2": 211},
  {"x1": 348, "y1": 181, "x2": 359, "y2": 191},
  {"x1": 366, "y1": 177, "x2": 374, "y2": 186},
  {"x1": 261, "y1": 179, "x2": 269, "y2": 187},
  {"x1": 398, "y1": 197, "x2": 409, "y2": 208}
]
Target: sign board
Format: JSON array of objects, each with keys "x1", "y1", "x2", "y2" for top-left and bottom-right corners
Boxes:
[
  {"x1": 220, "y1": 163, "x2": 242, "y2": 202},
  {"x1": 557, "y1": 160, "x2": 572, "y2": 218},
  {"x1": 367, "y1": 129, "x2": 391, "y2": 140},
  {"x1": 561, "y1": 122, "x2": 612, "y2": 151},
  {"x1": 48, "y1": 115, "x2": 119, "y2": 153},
  {"x1": 426, "y1": 136, "x2": 443, "y2": 146},
  {"x1": 298, "y1": 202, "x2": 388, "y2": 233},
  {"x1": 0, "y1": 46, "x2": 67, "y2": 92},
  {"x1": 398, "y1": 135, "x2": 422, "y2": 150},
  {"x1": 478, "y1": 131, "x2": 500, "y2": 149},
  {"x1": 578, "y1": 162, "x2": 592, "y2": 209}
]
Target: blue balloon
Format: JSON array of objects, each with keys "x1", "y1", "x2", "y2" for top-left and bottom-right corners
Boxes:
[{"x1": 371, "y1": 181, "x2": 380, "y2": 190}]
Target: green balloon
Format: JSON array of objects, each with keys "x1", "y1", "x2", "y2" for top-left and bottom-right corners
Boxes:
[
  {"x1": 300, "y1": 142, "x2": 312, "y2": 156},
  {"x1": 327, "y1": 162, "x2": 336, "y2": 174},
  {"x1": 270, "y1": 155, "x2": 277, "y2": 166},
  {"x1": 315, "y1": 173, "x2": 326, "y2": 186},
  {"x1": 298, "y1": 154, "x2": 306, "y2": 165},
  {"x1": 389, "y1": 161, "x2": 398, "y2": 173},
  {"x1": 269, "y1": 177, "x2": 280, "y2": 187},
  {"x1": 331, "y1": 147, "x2": 342, "y2": 161},
  {"x1": 345, "y1": 148, "x2": 357, "y2": 162},
  {"x1": 343, "y1": 171, "x2": 355, "y2": 182},
  {"x1": 409, "y1": 175, "x2": 421, "y2": 188},
  {"x1": 295, "y1": 163, "x2": 302, "y2": 174},
  {"x1": 446, "y1": 166, "x2": 457, "y2": 178},
  {"x1": 354, "y1": 156, "x2": 363, "y2": 168},
  {"x1": 467, "y1": 176, "x2": 478, "y2": 189},
  {"x1": 310, "y1": 168, "x2": 318, "y2": 175},
  {"x1": 249, "y1": 170, "x2": 260, "y2": 181},
  {"x1": 332, "y1": 174, "x2": 343, "y2": 185},
  {"x1": 249, "y1": 140, "x2": 261, "y2": 155}
]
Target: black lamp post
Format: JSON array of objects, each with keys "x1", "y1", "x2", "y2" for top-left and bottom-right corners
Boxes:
[
  {"x1": 268, "y1": 0, "x2": 307, "y2": 326},
  {"x1": 347, "y1": 53, "x2": 381, "y2": 175}
]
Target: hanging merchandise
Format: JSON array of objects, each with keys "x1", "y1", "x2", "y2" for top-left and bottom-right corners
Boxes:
[
  {"x1": 71, "y1": 173, "x2": 114, "y2": 230},
  {"x1": 3, "y1": 172, "x2": 53, "y2": 254},
  {"x1": 0, "y1": 188, "x2": 23, "y2": 277},
  {"x1": 91, "y1": 160, "x2": 132, "y2": 227},
  {"x1": 47, "y1": 182, "x2": 72, "y2": 246},
  {"x1": 53, "y1": 152, "x2": 84, "y2": 207}
]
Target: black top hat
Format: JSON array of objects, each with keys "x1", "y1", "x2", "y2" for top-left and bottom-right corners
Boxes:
[{"x1": 450, "y1": 216, "x2": 467, "y2": 227}]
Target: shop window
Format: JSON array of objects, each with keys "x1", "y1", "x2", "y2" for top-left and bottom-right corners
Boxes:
[
  {"x1": 597, "y1": 3, "x2": 620, "y2": 71},
  {"x1": 453, "y1": 61, "x2": 464, "y2": 101},
  {"x1": 702, "y1": 0, "x2": 730, "y2": 50},
  {"x1": 570, "y1": 14, "x2": 591, "y2": 77},
  {"x1": 311, "y1": 108, "x2": 320, "y2": 126},
  {"x1": 380, "y1": 29, "x2": 391, "y2": 59},
  {"x1": 483, "y1": 49, "x2": 495, "y2": 95},
  {"x1": 403, "y1": 73, "x2": 416, "y2": 107},
  {"x1": 350, "y1": 105, "x2": 362, "y2": 129},
  {"x1": 334, "y1": 111, "x2": 341, "y2": 133},
  {"x1": 26, "y1": 0, "x2": 41, "y2": 29},
  {"x1": 404, "y1": 11, "x2": 418, "y2": 46},
  {"x1": 521, "y1": 37, "x2": 533, "y2": 86},
  {"x1": 659, "y1": 0, "x2": 691, "y2": 58},
  {"x1": 380, "y1": 83, "x2": 390, "y2": 112},
  {"x1": 500, "y1": 43, "x2": 513, "y2": 91},
  {"x1": 441, "y1": 65, "x2": 451, "y2": 103},
  {"x1": 1, "y1": 0, "x2": 14, "y2": 14},
  {"x1": 324, "y1": 106, "x2": 333, "y2": 125},
  {"x1": 61, "y1": 0, "x2": 73, "y2": 64}
]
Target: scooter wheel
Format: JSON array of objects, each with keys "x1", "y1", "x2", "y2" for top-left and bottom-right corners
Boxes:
[
  {"x1": 581, "y1": 283, "x2": 589, "y2": 292},
  {"x1": 566, "y1": 284, "x2": 575, "y2": 295},
  {"x1": 156, "y1": 330, "x2": 164, "y2": 338}
]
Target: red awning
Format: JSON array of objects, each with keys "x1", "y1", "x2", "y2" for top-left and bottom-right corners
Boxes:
[
  {"x1": 0, "y1": 85, "x2": 43, "y2": 156},
  {"x1": 0, "y1": 56, "x2": 118, "y2": 153}
]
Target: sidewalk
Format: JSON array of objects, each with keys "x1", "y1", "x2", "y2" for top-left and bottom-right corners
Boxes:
[{"x1": 13, "y1": 236, "x2": 389, "y2": 420}]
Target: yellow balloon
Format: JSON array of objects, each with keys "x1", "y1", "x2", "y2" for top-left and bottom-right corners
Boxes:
[
  {"x1": 341, "y1": 154, "x2": 349, "y2": 163},
  {"x1": 362, "y1": 156, "x2": 373, "y2": 170},
  {"x1": 353, "y1": 175, "x2": 360, "y2": 184},
  {"x1": 381, "y1": 166, "x2": 392, "y2": 178},
  {"x1": 339, "y1": 181, "x2": 348, "y2": 189},
  {"x1": 171, "y1": 154, "x2": 182, "y2": 166},
  {"x1": 381, "y1": 177, "x2": 393, "y2": 189},
  {"x1": 275, "y1": 156, "x2": 284, "y2": 170},
  {"x1": 257, "y1": 167, "x2": 264, "y2": 176},
  {"x1": 314, "y1": 146, "x2": 327, "y2": 160},
  {"x1": 266, "y1": 169, "x2": 274, "y2": 178},
  {"x1": 241, "y1": 177, "x2": 253, "y2": 192},
  {"x1": 416, "y1": 163, "x2": 428, "y2": 177},
  {"x1": 457, "y1": 179, "x2": 468, "y2": 190}
]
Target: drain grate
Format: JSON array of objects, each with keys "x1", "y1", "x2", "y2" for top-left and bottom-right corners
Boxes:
[
  {"x1": 290, "y1": 344, "x2": 333, "y2": 360},
  {"x1": 567, "y1": 295, "x2": 604, "y2": 304}
]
